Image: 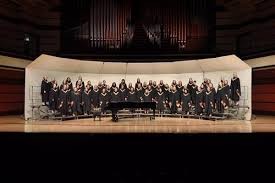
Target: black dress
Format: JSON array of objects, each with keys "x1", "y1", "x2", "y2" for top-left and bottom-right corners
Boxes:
[
  {"x1": 82, "y1": 90, "x2": 92, "y2": 114},
  {"x1": 91, "y1": 89, "x2": 100, "y2": 108},
  {"x1": 169, "y1": 91, "x2": 180, "y2": 114},
  {"x1": 195, "y1": 91, "x2": 204, "y2": 115},
  {"x1": 59, "y1": 89, "x2": 69, "y2": 116},
  {"x1": 181, "y1": 93, "x2": 191, "y2": 114},
  {"x1": 223, "y1": 85, "x2": 230, "y2": 106},
  {"x1": 156, "y1": 92, "x2": 165, "y2": 112},
  {"x1": 49, "y1": 88, "x2": 59, "y2": 111},
  {"x1": 191, "y1": 85, "x2": 198, "y2": 104},
  {"x1": 230, "y1": 77, "x2": 241, "y2": 102}
]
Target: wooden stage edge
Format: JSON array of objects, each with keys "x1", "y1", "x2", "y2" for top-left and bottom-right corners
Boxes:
[{"x1": 0, "y1": 115, "x2": 274, "y2": 133}]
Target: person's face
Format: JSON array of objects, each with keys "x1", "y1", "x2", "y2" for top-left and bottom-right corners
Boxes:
[
  {"x1": 178, "y1": 81, "x2": 182, "y2": 85},
  {"x1": 149, "y1": 80, "x2": 152, "y2": 84},
  {"x1": 122, "y1": 79, "x2": 125, "y2": 83},
  {"x1": 114, "y1": 88, "x2": 118, "y2": 92},
  {"x1": 78, "y1": 76, "x2": 82, "y2": 80},
  {"x1": 207, "y1": 87, "x2": 211, "y2": 92},
  {"x1": 160, "y1": 80, "x2": 163, "y2": 84},
  {"x1": 184, "y1": 89, "x2": 187, "y2": 94},
  {"x1": 200, "y1": 84, "x2": 204, "y2": 89},
  {"x1": 129, "y1": 83, "x2": 132, "y2": 87},
  {"x1": 233, "y1": 73, "x2": 237, "y2": 78},
  {"x1": 88, "y1": 81, "x2": 91, "y2": 85},
  {"x1": 137, "y1": 78, "x2": 140, "y2": 82},
  {"x1": 148, "y1": 85, "x2": 152, "y2": 90},
  {"x1": 131, "y1": 88, "x2": 134, "y2": 92},
  {"x1": 225, "y1": 80, "x2": 228, "y2": 85},
  {"x1": 103, "y1": 80, "x2": 106, "y2": 84},
  {"x1": 98, "y1": 82, "x2": 102, "y2": 86},
  {"x1": 189, "y1": 78, "x2": 193, "y2": 83},
  {"x1": 112, "y1": 83, "x2": 116, "y2": 87},
  {"x1": 102, "y1": 89, "x2": 106, "y2": 93},
  {"x1": 94, "y1": 85, "x2": 98, "y2": 90},
  {"x1": 143, "y1": 82, "x2": 147, "y2": 86},
  {"x1": 153, "y1": 81, "x2": 156, "y2": 85}
]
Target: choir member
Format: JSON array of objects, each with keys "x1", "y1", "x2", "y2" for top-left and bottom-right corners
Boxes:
[
  {"x1": 60, "y1": 80, "x2": 66, "y2": 91},
  {"x1": 190, "y1": 81, "x2": 198, "y2": 104},
  {"x1": 216, "y1": 82, "x2": 224, "y2": 113},
  {"x1": 75, "y1": 76, "x2": 84, "y2": 87},
  {"x1": 106, "y1": 85, "x2": 112, "y2": 101},
  {"x1": 111, "y1": 82, "x2": 117, "y2": 92},
  {"x1": 59, "y1": 85, "x2": 69, "y2": 117},
  {"x1": 230, "y1": 73, "x2": 241, "y2": 105},
  {"x1": 49, "y1": 83, "x2": 59, "y2": 113},
  {"x1": 143, "y1": 89, "x2": 152, "y2": 102},
  {"x1": 159, "y1": 80, "x2": 165, "y2": 91},
  {"x1": 172, "y1": 80, "x2": 177, "y2": 87},
  {"x1": 99, "y1": 88, "x2": 109, "y2": 113},
  {"x1": 195, "y1": 87, "x2": 204, "y2": 115},
  {"x1": 164, "y1": 84, "x2": 170, "y2": 101},
  {"x1": 86, "y1": 81, "x2": 93, "y2": 90},
  {"x1": 156, "y1": 88, "x2": 165, "y2": 113},
  {"x1": 82, "y1": 86, "x2": 92, "y2": 115},
  {"x1": 152, "y1": 81, "x2": 158, "y2": 99},
  {"x1": 205, "y1": 86, "x2": 215, "y2": 116},
  {"x1": 102, "y1": 80, "x2": 107, "y2": 89},
  {"x1": 98, "y1": 81, "x2": 103, "y2": 91},
  {"x1": 148, "y1": 80, "x2": 153, "y2": 86},
  {"x1": 142, "y1": 82, "x2": 148, "y2": 92},
  {"x1": 181, "y1": 89, "x2": 191, "y2": 115},
  {"x1": 135, "y1": 78, "x2": 142, "y2": 89},
  {"x1": 222, "y1": 80, "x2": 230, "y2": 109},
  {"x1": 136, "y1": 83, "x2": 143, "y2": 102},
  {"x1": 119, "y1": 79, "x2": 127, "y2": 90},
  {"x1": 66, "y1": 77, "x2": 73, "y2": 91},
  {"x1": 127, "y1": 87, "x2": 137, "y2": 102},
  {"x1": 128, "y1": 82, "x2": 134, "y2": 91},
  {"x1": 111, "y1": 87, "x2": 120, "y2": 102},
  {"x1": 203, "y1": 78, "x2": 208, "y2": 90},
  {"x1": 177, "y1": 81, "x2": 184, "y2": 92},
  {"x1": 71, "y1": 86, "x2": 82, "y2": 116},
  {"x1": 91, "y1": 85, "x2": 100, "y2": 108},
  {"x1": 187, "y1": 78, "x2": 193, "y2": 94},
  {"x1": 41, "y1": 76, "x2": 50, "y2": 105},
  {"x1": 76, "y1": 79, "x2": 84, "y2": 92},
  {"x1": 168, "y1": 86, "x2": 180, "y2": 114},
  {"x1": 119, "y1": 85, "x2": 127, "y2": 101}
]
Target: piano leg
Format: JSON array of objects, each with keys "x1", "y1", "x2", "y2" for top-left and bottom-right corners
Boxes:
[{"x1": 111, "y1": 110, "x2": 118, "y2": 122}]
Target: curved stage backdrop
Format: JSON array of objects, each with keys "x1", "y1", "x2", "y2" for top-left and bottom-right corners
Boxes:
[{"x1": 61, "y1": 0, "x2": 215, "y2": 55}]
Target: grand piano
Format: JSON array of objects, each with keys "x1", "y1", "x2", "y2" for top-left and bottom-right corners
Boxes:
[{"x1": 104, "y1": 101, "x2": 156, "y2": 122}]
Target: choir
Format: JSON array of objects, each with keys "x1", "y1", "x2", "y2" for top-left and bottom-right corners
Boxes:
[{"x1": 41, "y1": 75, "x2": 241, "y2": 117}]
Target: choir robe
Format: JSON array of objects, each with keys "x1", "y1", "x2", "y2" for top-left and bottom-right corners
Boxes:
[
  {"x1": 156, "y1": 92, "x2": 165, "y2": 112},
  {"x1": 230, "y1": 77, "x2": 241, "y2": 102},
  {"x1": 195, "y1": 91, "x2": 204, "y2": 115},
  {"x1": 99, "y1": 93, "x2": 109, "y2": 112},
  {"x1": 177, "y1": 85, "x2": 184, "y2": 93},
  {"x1": 222, "y1": 85, "x2": 230, "y2": 106},
  {"x1": 169, "y1": 91, "x2": 180, "y2": 114},
  {"x1": 71, "y1": 91, "x2": 82, "y2": 115},
  {"x1": 181, "y1": 93, "x2": 191, "y2": 114},
  {"x1": 91, "y1": 89, "x2": 100, "y2": 108},
  {"x1": 82, "y1": 90, "x2": 92, "y2": 114},
  {"x1": 187, "y1": 83, "x2": 193, "y2": 94},
  {"x1": 67, "y1": 82, "x2": 73, "y2": 91},
  {"x1": 97, "y1": 85, "x2": 103, "y2": 92},
  {"x1": 127, "y1": 91, "x2": 137, "y2": 102},
  {"x1": 119, "y1": 89, "x2": 127, "y2": 101},
  {"x1": 159, "y1": 84, "x2": 165, "y2": 91},
  {"x1": 41, "y1": 79, "x2": 50, "y2": 104},
  {"x1": 164, "y1": 88, "x2": 170, "y2": 102},
  {"x1": 151, "y1": 85, "x2": 158, "y2": 99},
  {"x1": 59, "y1": 89, "x2": 69, "y2": 116},
  {"x1": 191, "y1": 85, "x2": 198, "y2": 104},
  {"x1": 135, "y1": 82, "x2": 142, "y2": 89},
  {"x1": 142, "y1": 86, "x2": 147, "y2": 93},
  {"x1": 49, "y1": 88, "x2": 59, "y2": 111},
  {"x1": 136, "y1": 88, "x2": 143, "y2": 102},
  {"x1": 143, "y1": 93, "x2": 152, "y2": 102},
  {"x1": 119, "y1": 83, "x2": 127, "y2": 90},
  {"x1": 106, "y1": 89, "x2": 112, "y2": 101},
  {"x1": 111, "y1": 92, "x2": 121, "y2": 102},
  {"x1": 205, "y1": 91, "x2": 215, "y2": 115},
  {"x1": 216, "y1": 87, "x2": 224, "y2": 113}
]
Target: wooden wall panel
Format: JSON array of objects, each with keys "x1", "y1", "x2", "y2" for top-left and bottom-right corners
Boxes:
[{"x1": 0, "y1": 68, "x2": 25, "y2": 115}]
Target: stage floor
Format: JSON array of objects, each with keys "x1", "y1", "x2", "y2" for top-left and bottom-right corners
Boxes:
[{"x1": 0, "y1": 115, "x2": 273, "y2": 133}]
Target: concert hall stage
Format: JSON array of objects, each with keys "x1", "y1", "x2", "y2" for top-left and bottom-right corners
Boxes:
[{"x1": 0, "y1": 115, "x2": 274, "y2": 133}]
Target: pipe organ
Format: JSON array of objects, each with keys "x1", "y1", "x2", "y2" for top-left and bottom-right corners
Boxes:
[{"x1": 61, "y1": 0, "x2": 215, "y2": 54}]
